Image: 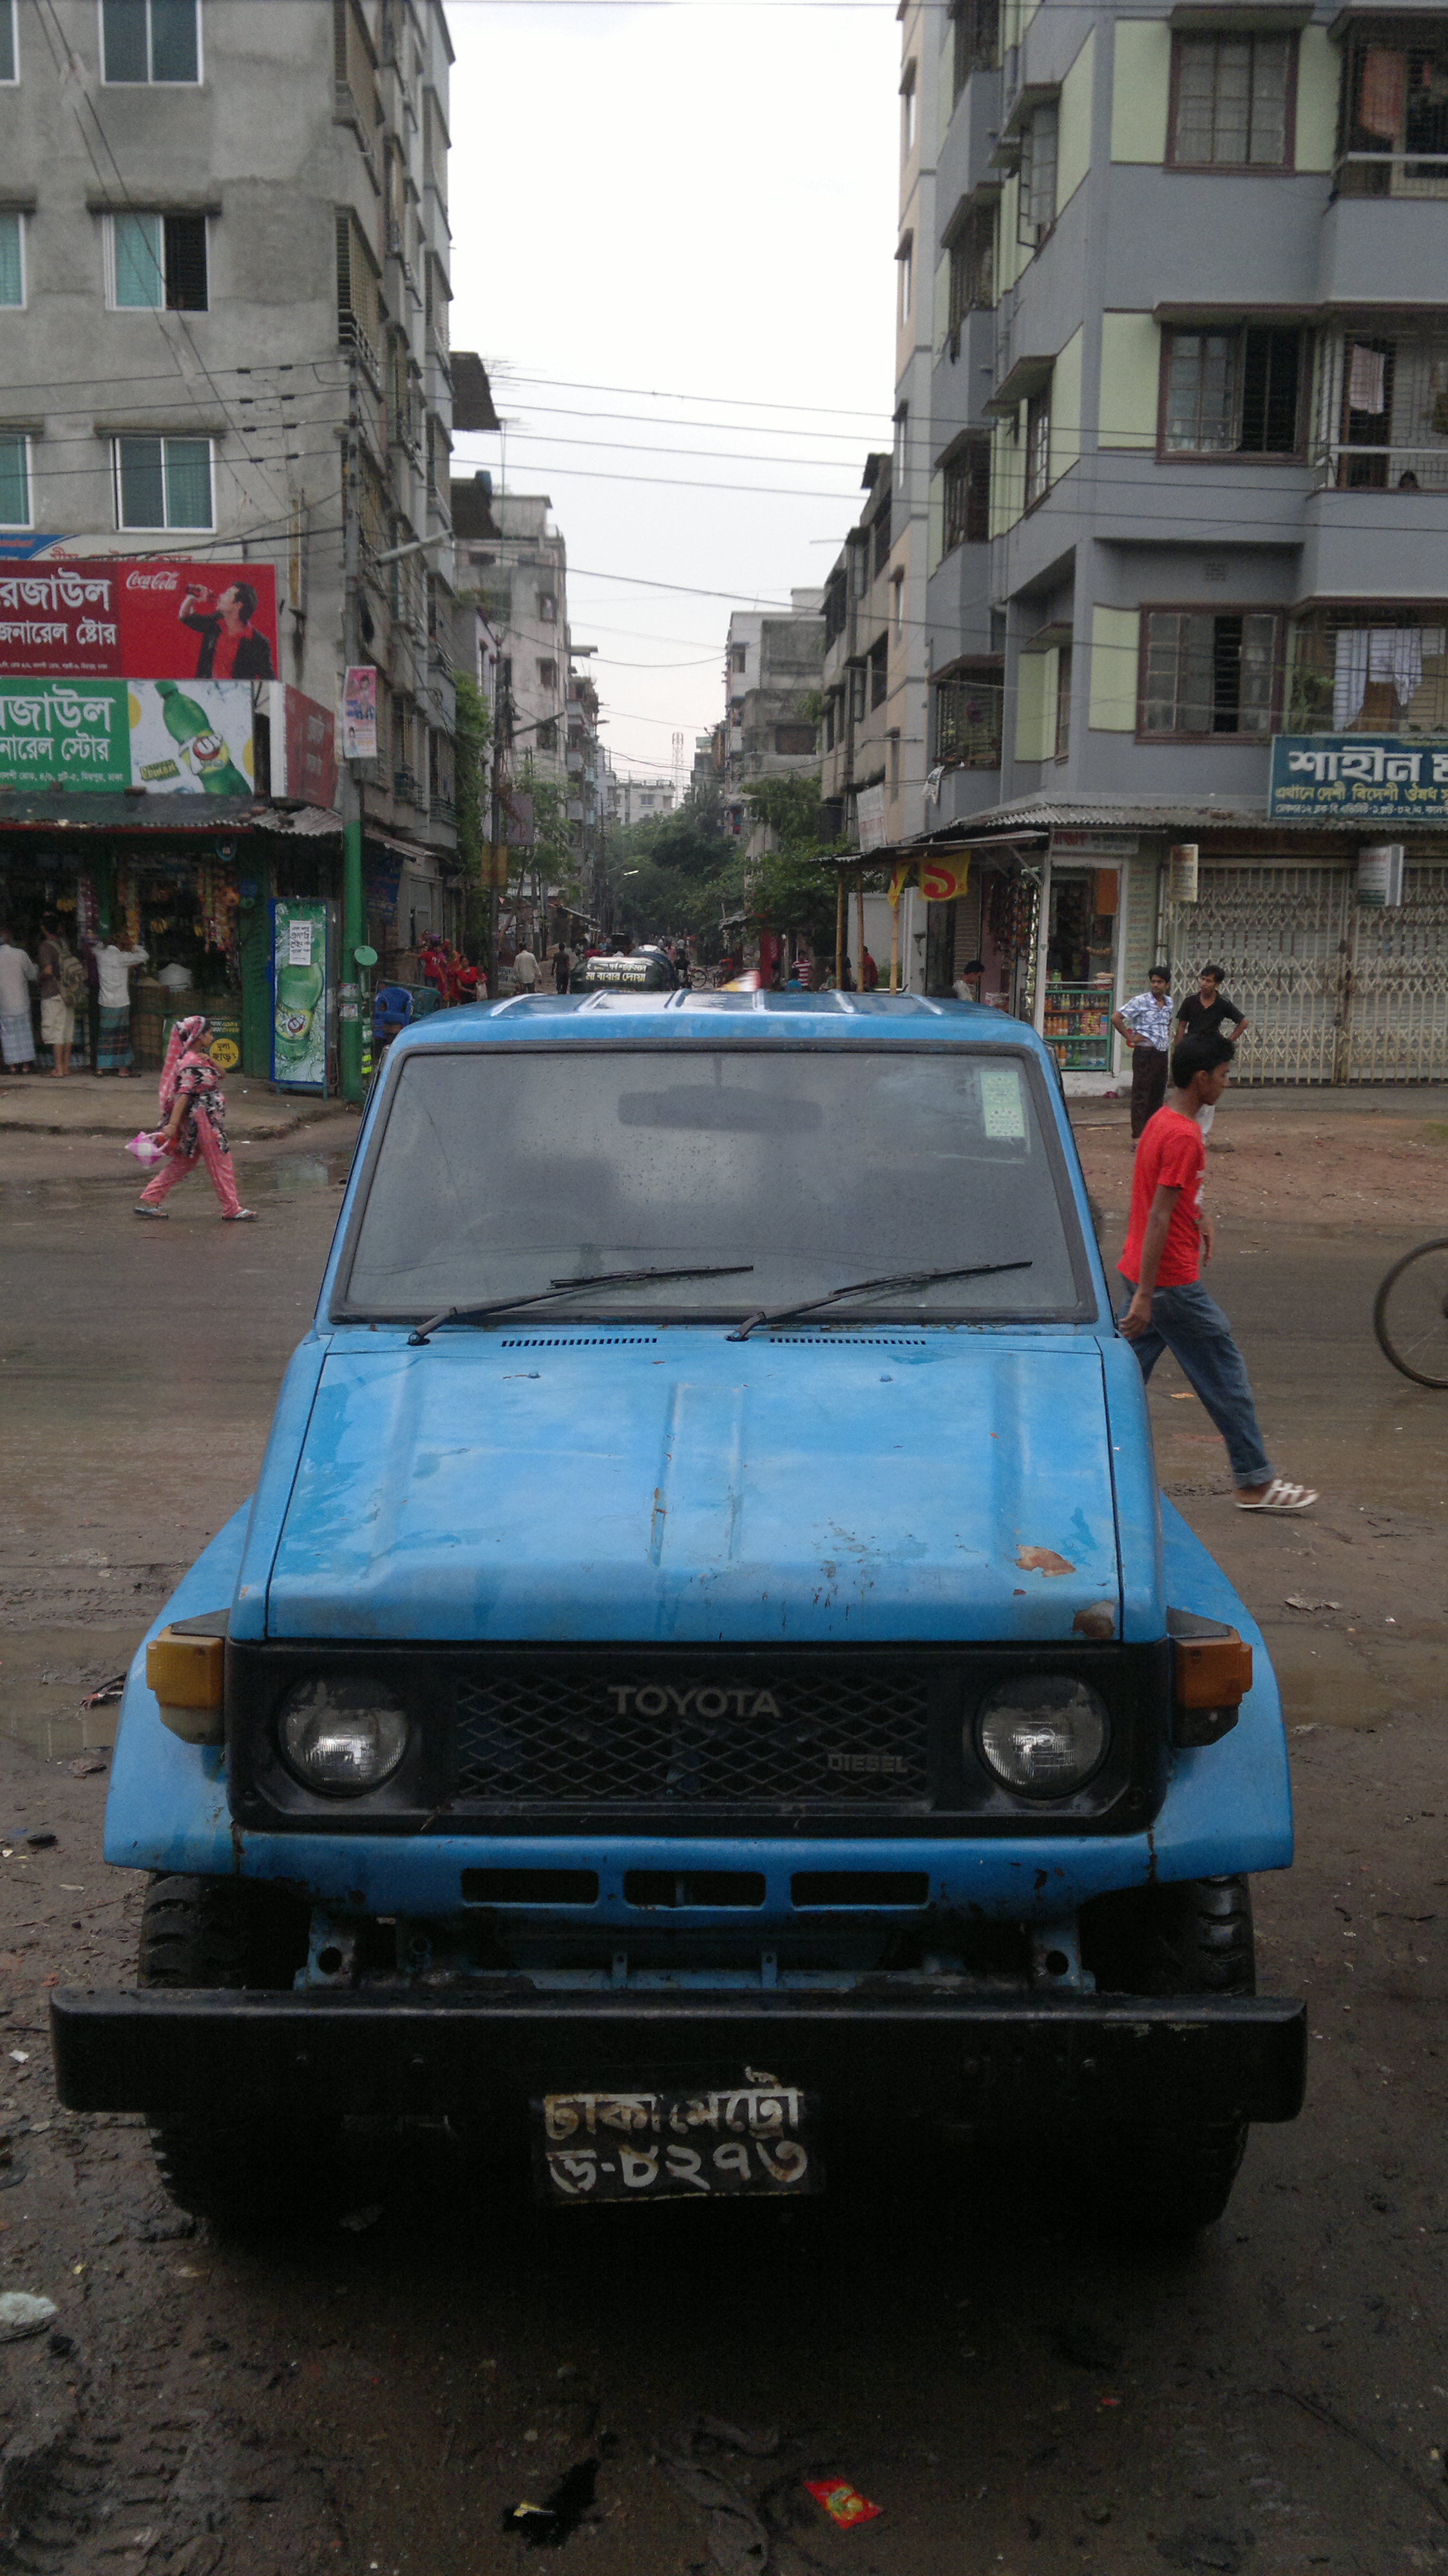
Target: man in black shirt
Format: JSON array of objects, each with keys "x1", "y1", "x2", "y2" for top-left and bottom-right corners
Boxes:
[{"x1": 1176, "y1": 966, "x2": 1247, "y2": 1139}]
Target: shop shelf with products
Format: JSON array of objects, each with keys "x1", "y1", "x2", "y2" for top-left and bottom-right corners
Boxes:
[{"x1": 1042, "y1": 981, "x2": 1114, "y2": 1072}]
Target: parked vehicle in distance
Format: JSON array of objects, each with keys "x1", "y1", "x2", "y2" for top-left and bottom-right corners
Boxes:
[{"x1": 52, "y1": 989, "x2": 1306, "y2": 2235}]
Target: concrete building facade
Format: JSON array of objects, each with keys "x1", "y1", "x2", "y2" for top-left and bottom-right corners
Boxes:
[
  {"x1": 722, "y1": 590, "x2": 826, "y2": 846},
  {"x1": 608, "y1": 774, "x2": 677, "y2": 830},
  {"x1": 893, "y1": 0, "x2": 1448, "y2": 1082},
  {"x1": 0, "y1": 0, "x2": 481, "y2": 1067}
]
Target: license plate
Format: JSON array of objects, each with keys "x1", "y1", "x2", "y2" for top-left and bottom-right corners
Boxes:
[{"x1": 533, "y1": 2078, "x2": 819, "y2": 2204}]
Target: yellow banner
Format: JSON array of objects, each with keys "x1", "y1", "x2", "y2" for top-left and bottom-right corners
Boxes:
[
  {"x1": 919, "y1": 856, "x2": 969, "y2": 904},
  {"x1": 479, "y1": 843, "x2": 511, "y2": 889},
  {"x1": 886, "y1": 863, "x2": 913, "y2": 911}
]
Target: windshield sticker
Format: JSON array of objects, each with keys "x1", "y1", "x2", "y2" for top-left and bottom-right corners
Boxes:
[{"x1": 980, "y1": 1068, "x2": 1027, "y2": 1141}]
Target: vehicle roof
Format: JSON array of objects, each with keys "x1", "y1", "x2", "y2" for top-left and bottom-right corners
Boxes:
[{"x1": 388, "y1": 992, "x2": 1053, "y2": 1055}]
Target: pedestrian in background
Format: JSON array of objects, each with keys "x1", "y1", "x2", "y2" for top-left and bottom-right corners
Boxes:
[
  {"x1": 513, "y1": 942, "x2": 540, "y2": 992},
  {"x1": 860, "y1": 947, "x2": 879, "y2": 992},
  {"x1": 0, "y1": 924, "x2": 37, "y2": 1072},
  {"x1": 1116, "y1": 1030, "x2": 1316, "y2": 1513},
  {"x1": 37, "y1": 913, "x2": 79, "y2": 1079},
  {"x1": 94, "y1": 932, "x2": 148, "y2": 1075},
  {"x1": 553, "y1": 943, "x2": 571, "y2": 994},
  {"x1": 133, "y1": 1014, "x2": 255, "y2": 1223},
  {"x1": 1112, "y1": 965, "x2": 1174, "y2": 1139},
  {"x1": 1176, "y1": 966, "x2": 1248, "y2": 1142}
]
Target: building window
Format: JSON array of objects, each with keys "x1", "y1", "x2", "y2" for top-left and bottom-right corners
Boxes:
[
  {"x1": 897, "y1": 236, "x2": 913, "y2": 325},
  {"x1": 1054, "y1": 645, "x2": 1072, "y2": 759},
  {"x1": 1017, "y1": 100, "x2": 1059, "y2": 249},
  {"x1": 1339, "y1": 29, "x2": 1448, "y2": 196},
  {"x1": 893, "y1": 404, "x2": 908, "y2": 476},
  {"x1": 108, "y1": 212, "x2": 208, "y2": 311},
  {"x1": 730, "y1": 641, "x2": 747, "y2": 672},
  {"x1": 944, "y1": 438, "x2": 990, "y2": 551},
  {"x1": 537, "y1": 589, "x2": 557, "y2": 621},
  {"x1": 1024, "y1": 386, "x2": 1052, "y2": 507},
  {"x1": 102, "y1": 0, "x2": 200, "y2": 82},
  {"x1": 0, "y1": 432, "x2": 30, "y2": 527},
  {"x1": 901, "y1": 65, "x2": 917, "y2": 157},
  {"x1": 892, "y1": 572, "x2": 905, "y2": 645},
  {"x1": 1169, "y1": 33, "x2": 1293, "y2": 169},
  {"x1": 849, "y1": 663, "x2": 867, "y2": 724},
  {"x1": 113, "y1": 433, "x2": 212, "y2": 529},
  {"x1": 947, "y1": 206, "x2": 994, "y2": 345},
  {"x1": 0, "y1": 1, "x2": 15, "y2": 82},
  {"x1": 1163, "y1": 326, "x2": 1302, "y2": 455},
  {"x1": 0, "y1": 209, "x2": 24, "y2": 307},
  {"x1": 1140, "y1": 608, "x2": 1278, "y2": 736},
  {"x1": 951, "y1": 0, "x2": 999, "y2": 103},
  {"x1": 775, "y1": 723, "x2": 815, "y2": 756},
  {"x1": 535, "y1": 717, "x2": 558, "y2": 753},
  {"x1": 870, "y1": 636, "x2": 888, "y2": 710},
  {"x1": 888, "y1": 729, "x2": 900, "y2": 793},
  {"x1": 537, "y1": 657, "x2": 558, "y2": 690},
  {"x1": 873, "y1": 505, "x2": 892, "y2": 578}
]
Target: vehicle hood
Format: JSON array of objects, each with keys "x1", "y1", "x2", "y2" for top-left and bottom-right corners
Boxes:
[{"x1": 264, "y1": 1332, "x2": 1125, "y2": 1644}]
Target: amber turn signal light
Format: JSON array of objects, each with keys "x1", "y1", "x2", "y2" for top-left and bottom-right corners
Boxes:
[
  {"x1": 1174, "y1": 1634, "x2": 1252, "y2": 1709},
  {"x1": 146, "y1": 1629, "x2": 224, "y2": 1745}
]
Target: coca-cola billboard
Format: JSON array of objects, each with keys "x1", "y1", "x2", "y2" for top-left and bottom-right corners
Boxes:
[{"x1": 0, "y1": 558, "x2": 278, "y2": 679}]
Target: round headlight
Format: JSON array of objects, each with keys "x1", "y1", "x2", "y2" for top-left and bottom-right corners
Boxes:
[
  {"x1": 278, "y1": 1678, "x2": 409, "y2": 1795},
  {"x1": 974, "y1": 1674, "x2": 1110, "y2": 1797}
]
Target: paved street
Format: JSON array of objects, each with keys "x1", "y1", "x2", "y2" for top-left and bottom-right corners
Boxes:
[{"x1": 0, "y1": 1108, "x2": 1446, "y2": 2574}]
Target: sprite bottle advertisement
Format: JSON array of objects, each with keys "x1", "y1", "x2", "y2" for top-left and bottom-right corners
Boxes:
[{"x1": 271, "y1": 900, "x2": 330, "y2": 1091}]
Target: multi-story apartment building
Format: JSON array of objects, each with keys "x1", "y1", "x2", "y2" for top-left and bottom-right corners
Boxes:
[
  {"x1": 722, "y1": 592, "x2": 826, "y2": 846},
  {"x1": 820, "y1": 454, "x2": 899, "y2": 844},
  {"x1": 608, "y1": 773, "x2": 677, "y2": 830},
  {"x1": 890, "y1": 0, "x2": 1448, "y2": 1082},
  {"x1": 0, "y1": 0, "x2": 480, "y2": 1077}
]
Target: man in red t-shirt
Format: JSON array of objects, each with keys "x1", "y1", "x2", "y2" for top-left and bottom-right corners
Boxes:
[{"x1": 1118, "y1": 1032, "x2": 1317, "y2": 1514}]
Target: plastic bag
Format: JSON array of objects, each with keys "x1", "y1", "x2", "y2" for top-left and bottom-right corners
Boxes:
[{"x1": 126, "y1": 1131, "x2": 167, "y2": 1168}]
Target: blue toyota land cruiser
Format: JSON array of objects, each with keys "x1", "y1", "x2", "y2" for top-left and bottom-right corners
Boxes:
[{"x1": 52, "y1": 990, "x2": 1305, "y2": 2233}]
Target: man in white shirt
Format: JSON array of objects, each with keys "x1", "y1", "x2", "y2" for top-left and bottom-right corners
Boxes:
[
  {"x1": 94, "y1": 937, "x2": 148, "y2": 1075},
  {"x1": 0, "y1": 926, "x2": 37, "y2": 1072},
  {"x1": 513, "y1": 945, "x2": 540, "y2": 992},
  {"x1": 1112, "y1": 966, "x2": 1173, "y2": 1141}
]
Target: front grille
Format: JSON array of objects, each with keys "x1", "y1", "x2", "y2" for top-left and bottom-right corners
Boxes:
[{"x1": 453, "y1": 1658, "x2": 931, "y2": 1808}]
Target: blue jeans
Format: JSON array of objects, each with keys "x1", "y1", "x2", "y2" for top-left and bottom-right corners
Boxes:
[{"x1": 1118, "y1": 1276, "x2": 1273, "y2": 1490}]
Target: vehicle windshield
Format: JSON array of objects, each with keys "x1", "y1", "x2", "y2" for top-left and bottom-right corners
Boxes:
[{"x1": 336, "y1": 1045, "x2": 1091, "y2": 1323}]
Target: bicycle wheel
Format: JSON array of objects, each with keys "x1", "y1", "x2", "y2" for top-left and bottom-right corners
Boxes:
[{"x1": 1373, "y1": 1238, "x2": 1448, "y2": 1388}]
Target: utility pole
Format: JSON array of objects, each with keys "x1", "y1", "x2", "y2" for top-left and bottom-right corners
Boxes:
[{"x1": 339, "y1": 363, "x2": 365, "y2": 1106}]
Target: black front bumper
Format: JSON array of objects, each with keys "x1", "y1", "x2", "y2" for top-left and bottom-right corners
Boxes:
[{"x1": 50, "y1": 1984, "x2": 1306, "y2": 2130}]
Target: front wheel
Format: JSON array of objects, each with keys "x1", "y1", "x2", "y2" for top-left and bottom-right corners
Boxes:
[
  {"x1": 139, "y1": 1873, "x2": 341, "y2": 2232},
  {"x1": 1072, "y1": 1876, "x2": 1257, "y2": 2239},
  {"x1": 1373, "y1": 1238, "x2": 1448, "y2": 1388}
]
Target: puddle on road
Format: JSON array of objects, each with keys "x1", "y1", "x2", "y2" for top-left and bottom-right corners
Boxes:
[
  {"x1": 0, "y1": 1624, "x2": 135, "y2": 1758},
  {"x1": 0, "y1": 1151, "x2": 351, "y2": 1210}
]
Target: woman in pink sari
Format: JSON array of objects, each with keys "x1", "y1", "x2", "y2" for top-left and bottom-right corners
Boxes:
[{"x1": 133, "y1": 1015, "x2": 256, "y2": 1222}]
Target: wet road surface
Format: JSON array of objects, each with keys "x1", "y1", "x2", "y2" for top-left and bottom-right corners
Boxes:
[{"x1": 0, "y1": 1121, "x2": 1445, "y2": 2573}]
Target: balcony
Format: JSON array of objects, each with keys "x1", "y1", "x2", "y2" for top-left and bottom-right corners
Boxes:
[
  {"x1": 933, "y1": 676, "x2": 1004, "y2": 769},
  {"x1": 393, "y1": 766, "x2": 422, "y2": 806},
  {"x1": 1335, "y1": 151, "x2": 1448, "y2": 200}
]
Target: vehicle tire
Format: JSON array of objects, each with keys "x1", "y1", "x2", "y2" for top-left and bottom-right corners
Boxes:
[
  {"x1": 138, "y1": 1874, "x2": 336, "y2": 2233},
  {"x1": 1373, "y1": 1238, "x2": 1448, "y2": 1389},
  {"x1": 1072, "y1": 1876, "x2": 1256, "y2": 2239}
]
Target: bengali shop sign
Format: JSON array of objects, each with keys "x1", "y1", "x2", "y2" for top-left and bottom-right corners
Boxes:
[
  {"x1": 0, "y1": 559, "x2": 278, "y2": 679},
  {"x1": 1268, "y1": 734, "x2": 1448, "y2": 822},
  {"x1": 0, "y1": 677, "x2": 254, "y2": 794}
]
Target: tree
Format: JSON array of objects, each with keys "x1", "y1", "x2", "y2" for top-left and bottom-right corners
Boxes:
[
  {"x1": 741, "y1": 773, "x2": 837, "y2": 951},
  {"x1": 452, "y1": 668, "x2": 491, "y2": 958},
  {"x1": 603, "y1": 791, "x2": 743, "y2": 953}
]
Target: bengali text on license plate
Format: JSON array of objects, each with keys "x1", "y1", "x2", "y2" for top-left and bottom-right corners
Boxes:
[{"x1": 533, "y1": 2079, "x2": 818, "y2": 2202}]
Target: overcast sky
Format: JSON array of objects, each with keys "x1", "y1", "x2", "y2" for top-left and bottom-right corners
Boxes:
[{"x1": 446, "y1": 0, "x2": 901, "y2": 780}]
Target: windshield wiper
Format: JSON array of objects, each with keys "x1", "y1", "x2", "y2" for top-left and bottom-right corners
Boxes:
[
  {"x1": 727, "y1": 1261, "x2": 1033, "y2": 1343},
  {"x1": 406, "y1": 1265, "x2": 755, "y2": 1346}
]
